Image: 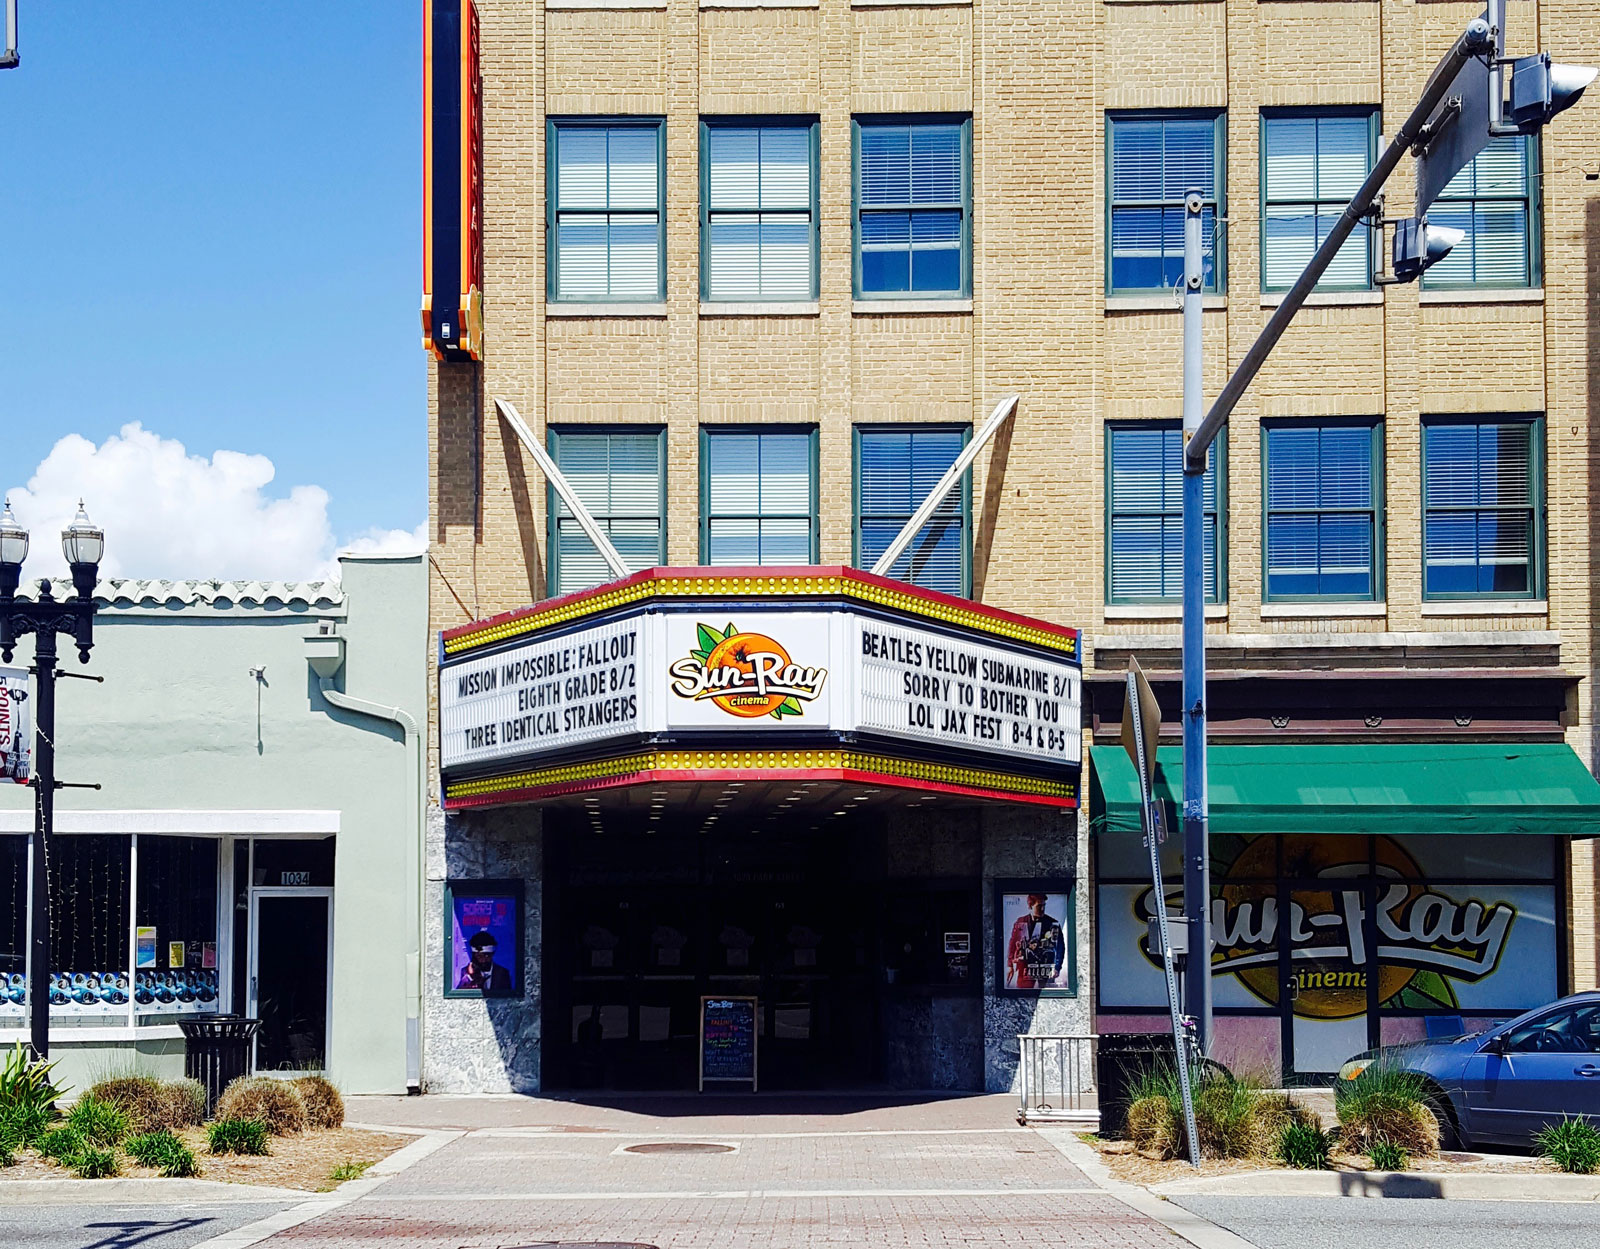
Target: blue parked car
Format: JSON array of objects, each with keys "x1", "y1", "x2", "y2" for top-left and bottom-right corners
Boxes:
[{"x1": 1339, "y1": 992, "x2": 1600, "y2": 1148}]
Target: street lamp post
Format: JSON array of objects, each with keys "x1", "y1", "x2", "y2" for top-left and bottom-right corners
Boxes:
[{"x1": 0, "y1": 500, "x2": 105, "y2": 1060}]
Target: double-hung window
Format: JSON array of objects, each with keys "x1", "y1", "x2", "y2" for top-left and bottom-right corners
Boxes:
[
  {"x1": 1263, "y1": 421, "x2": 1382, "y2": 601},
  {"x1": 1423, "y1": 417, "x2": 1543, "y2": 599},
  {"x1": 1261, "y1": 111, "x2": 1375, "y2": 291},
  {"x1": 1107, "y1": 113, "x2": 1224, "y2": 294},
  {"x1": 1423, "y1": 135, "x2": 1539, "y2": 288},
  {"x1": 854, "y1": 118, "x2": 970, "y2": 298},
  {"x1": 855, "y1": 427, "x2": 969, "y2": 596},
  {"x1": 701, "y1": 428, "x2": 817, "y2": 565},
  {"x1": 702, "y1": 120, "x2": 818, "y2": 301},
  {"x1": 548, "y1": 120, "x2": 665, "y2": 302},
  {"x1": 1106, "y1": 423, "x2": 1224, "y2": 603},
  {"x1": 548, "y1": 429, "x2": 666, "y2": 596}
]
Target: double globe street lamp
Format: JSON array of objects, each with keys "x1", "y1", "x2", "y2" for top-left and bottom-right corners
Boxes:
[{"x1": 0, "y1": 499, "x2": 105, "y2": 1059}]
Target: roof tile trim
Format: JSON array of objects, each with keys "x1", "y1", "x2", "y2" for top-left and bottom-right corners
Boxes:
[{"x1": 17, "y1": 579, "x2": 345, "y2": 610}]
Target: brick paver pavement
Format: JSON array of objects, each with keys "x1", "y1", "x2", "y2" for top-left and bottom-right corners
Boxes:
[{"x1": 267, "y1": 1093, "x2": 1185, "y2": 1248}]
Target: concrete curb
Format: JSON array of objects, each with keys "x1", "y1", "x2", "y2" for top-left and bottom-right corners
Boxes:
[
  {"x1": 1034, "y1": 1129, "x2": 1260, "y2": 1249},
  {"x1": 1153, "y1": 1167, "x2": 1600, "y2": 1202},
  {"x1": 184, "y1": 1129, "x2": 464, "y2": 1249},
  {"x1": 0, "y1": 1177, "x2": 311, "y2": 1205}
]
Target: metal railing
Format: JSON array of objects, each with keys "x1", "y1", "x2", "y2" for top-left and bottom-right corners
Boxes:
[{"x1": 1016, "y1": 1033, "x2": 1098, "y2": 1125}]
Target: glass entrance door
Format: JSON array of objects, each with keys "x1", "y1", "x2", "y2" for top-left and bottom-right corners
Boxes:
[
  {"x1": 1282, "y1": 881, "x2": 1374, "y2": 1080},
  {"x1": 249, "y1": 891, "x2": 333, "y2": 1072}
]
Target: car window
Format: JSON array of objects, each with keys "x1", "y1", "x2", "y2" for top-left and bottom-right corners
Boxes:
[{"x1": 1503, "y1": 1004, "x2": 1600, "y2": 1054}]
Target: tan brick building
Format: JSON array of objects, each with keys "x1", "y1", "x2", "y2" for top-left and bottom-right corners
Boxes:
[{"x1": 425, "y1": 0, "x2": 1600, "y2": 1093}]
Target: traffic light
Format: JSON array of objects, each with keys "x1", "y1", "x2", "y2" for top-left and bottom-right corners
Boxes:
[
  {"x1": 1507, "y1": 53, "x2": 1597, "y2": 131},
  {"x1": 1391, "y1": 218, "x2": 1466, "y2": 283}
]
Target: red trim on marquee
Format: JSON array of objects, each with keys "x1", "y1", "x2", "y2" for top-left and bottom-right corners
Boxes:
[
  {"x1": 440, "y1": 564, "x2": 1080, "y2": 649},
  {"x1": 444, "y1": 766, "x2": 1076, "y2": 812}
]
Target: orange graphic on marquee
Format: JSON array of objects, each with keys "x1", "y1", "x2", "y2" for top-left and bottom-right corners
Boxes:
[{"x1": 668, "y1": 621, "x2": 827, "y2": 720}]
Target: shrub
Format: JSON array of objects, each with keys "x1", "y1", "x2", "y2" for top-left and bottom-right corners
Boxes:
[
  {"x1": 155, "y1": 1079, "x2": 207, "y2": 1130},
  {"x1": 207, "y1": 1118, "x2": 269, "y2": 1156},
  {"x1": 127, "y1": 1129, "x2": 199, "y2": 1178},
  {"x1": 72, "y1": 1146, "x2": 120, "y2": 1179},
  {"x1": 1335, "y1": 1064, "x2": 1440, "y2": 1157},
  {"x1": 1534, "y1": 1116, "x2": 1600, "y2": 1175},
  {"x1": 68, "y1": 1096, "x2": 130, "y2": 1147},
  {"x1": 0, "y1": 1101, "x2": 51, "y2": 1153},
  {"x1": 39, "y1": 1126, "x2": 85, "y2": 1165},
  {"x1": 0, "y1": 1043, "x2": 64, "y2": 1136},
  {"x1": 1126, "y1": 1095, "x2": 1180, "y2": 1158},
  {"x1": 215, "y1": 1077, "x2": 306, "y2": 1135},
  {"x1": 1193, "y1": 1074, "x2": 1264, "y2": 1158},
  {"x1": 1369, "y1": 1138, "x2": 1410, "y2": 1172},
  {"x1": 1278, "y1": 1119, "x2": 1332, "y2": 1170},
  {"x1": 292, "y1": 1076, "x2": 344, "y2": 1130},
  {"x1": 88, "y1": 1076, "x2": 164, "y2": 1133}
]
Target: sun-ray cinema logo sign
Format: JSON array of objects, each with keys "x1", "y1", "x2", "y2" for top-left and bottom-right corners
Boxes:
[
  {"x1": 1134, "y1": 834, "x2": 1517, "y2": 1019},
  {"x1": 669, "y1": 621, "x2": 828, "y2": 720}
]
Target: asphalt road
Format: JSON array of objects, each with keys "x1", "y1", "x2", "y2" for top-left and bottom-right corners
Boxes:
[
  {"x1": 0, "y1": 1201, "x2": 292, "y2": 1249},
  {"x1": 1174, "y1": 1195, "x2": 1600, "y2": 1249}
]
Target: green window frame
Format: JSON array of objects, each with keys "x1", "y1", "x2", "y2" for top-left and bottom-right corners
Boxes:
[
  {"x1": 1422, "y1": 134, "x2": 1541, "y2": 289},
  {"x1": 546, "y1": 118, "x2": 667, "y2": 303},
  {"x1": 699, "y1": 426, "x2": 819, "y2": 566},
  {"x1": 1421, "y1": 415, "x2": 1545, "y2": 601},
  {"x1": 1260, "y1": 109, "x2": 1378, "y2": 292},
  {"x1": 700, "y1": 118, "x2": 820, "y2": 302},
  {"x1": 852, "y1": 115, "x2": 972, "y2": 300},
  {"x1": 1261, "y1": 419, "x2": 1384, "y2": 603},
  {"x1": 1106, "y1": 111, "x2": 1226, "y2": 295},
  {"x1": 1105, "y1": 422, "x2": 1226, "y2": 604},
  {"x1": 546, "y1": 427, "x2": 667, "y2": 597},
  {"x1": 852, "y1": 425, "x2": 971, "y2": 596}
]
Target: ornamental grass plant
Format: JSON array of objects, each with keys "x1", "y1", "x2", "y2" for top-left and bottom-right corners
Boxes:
[
  {"x1": 1277, "y1": 1119, "x2": 1333, "y2": 1169},
  {"x1": 207, "y1": 1117, "x2": 270, "y2": 1156},
  {"x1": 1335, "y1": 1064, "x2": 1440, "y2": 1156},
  {"x1": 1123, "y1": 1063, "x2": 1309, "y2": 1161},
  {"x1": 87, "y1": 1076, "x2": 164, "y2": 1133},
  {"x1": 155, "y1": 1078, "x2": 208, "y2": 1129},
  {"x1": 126, "y1": 1129, "x2": 200, "y2": 1178},
  {"x1": 67, "y1": 1096, "x2": 130, "y2": 1148},
  {"x1": 1534, "y1": 1116, "x2": 1600, "y2": 1174},
  {"x1": 215, "y1": 1077, "x2": 307, "y2": 1135},
  {"x1": 292, "y1": 1076, "x2": 344, "y2": 1130}
]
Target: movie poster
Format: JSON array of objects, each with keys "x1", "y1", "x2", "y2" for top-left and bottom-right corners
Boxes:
[
  {"x1": 998, "y1": 884, "x2": 1075, "y2": 993},
  {"x1": 0, "y1": 668, "x2": 28, "y2": 784},
  {"x1": 447, "y1": 884, "x2": 520, "y2": 996}
]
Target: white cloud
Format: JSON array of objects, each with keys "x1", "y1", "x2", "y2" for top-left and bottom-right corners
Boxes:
[
  {"x1": 339, "y1": 521, "x2": 429, "y2": 559},
  {"x1": 4, "y1": 423, "x2": 422, "y2": 583}
]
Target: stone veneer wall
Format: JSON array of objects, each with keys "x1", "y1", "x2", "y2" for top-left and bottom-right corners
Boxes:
[{"x1": 422, "y1": 803, "x2": 544, "y2": 1092}]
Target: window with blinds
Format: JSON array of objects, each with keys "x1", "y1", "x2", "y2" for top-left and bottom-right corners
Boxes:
[
  {"x1": 549, "y1": 121, "x2": 664, "y2": 302},
  {"x1": 1422, "y1": 135, "x2": 1538, "y2": 288},
  {"x1": 1264, "y1": 422, "x2": 1380, "y2": 600},
  {"x1": 854, "y1": 119, "x2": 969, "y2": 298},
  {"x1": 855, "y1": 427, "x2": 968, "y2": 596},
  {"x1": 1261, "y1": 112, "x2": 1374, "y2": 291},
  {"x1": 1107, "y1": 113, "x2": 1223, "y2": 294},
  {"x1": 1423, "y1": 418, "x2": 1542, "y2": 599},
  {"x1": 1106, "y1": 424, "x2": 1223, "y2": 603},
  {"x1": 702, "y1": 429, "x2": 817, "y2": 566},
  {"x1": 549, "y1": 430, "x2": 665, "y2": 596},
  {"x1": 703, "y1": 122, "x2": 817, "y2": 302}
]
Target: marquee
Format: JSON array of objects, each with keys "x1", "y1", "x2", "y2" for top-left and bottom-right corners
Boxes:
[{"x1": 438, "y1": 567, "x2": 1081, "y2": 811}]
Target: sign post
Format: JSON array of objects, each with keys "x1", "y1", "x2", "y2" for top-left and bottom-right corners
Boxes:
[
  {"x1": 699, "y1": 995, "x2": 758, "y2": 1093},
  {"x1": 1122, "y1": 658, "x2": 1200, "y2": 1166}
]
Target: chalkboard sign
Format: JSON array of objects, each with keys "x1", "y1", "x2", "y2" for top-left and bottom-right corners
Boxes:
[{"x1": 699, "y1": 995, "x2": 758, "y2": 1091}]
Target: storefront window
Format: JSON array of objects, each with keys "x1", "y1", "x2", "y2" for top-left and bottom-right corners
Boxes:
[
  {"x1": 50, "y1": 835, "x2": 131, "y2": 1021},
  {"x1": 0, "y1": 837, "x2": 25, "y2": 1022},
  {"x1": 252, "y1": 838, "x2": 334, "y2": 888},
  {"x1": 135, "y1": 837, "x2": 220, "y2": 1020},
  {"x1": 882, "y1": 887, "x2": 976, "y2": 990}
]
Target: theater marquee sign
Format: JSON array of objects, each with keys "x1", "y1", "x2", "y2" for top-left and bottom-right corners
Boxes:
[{"x1": 438, "y1": 567, "x2": 1081, "y2": 810}]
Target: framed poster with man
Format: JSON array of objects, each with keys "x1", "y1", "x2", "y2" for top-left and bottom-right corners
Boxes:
[
  {"x1": 444, "y1": 879, "x2": 523, "y2": 998},
  {"x1": 994, "y1": 879, "x2": 1077, "y2": 996}
]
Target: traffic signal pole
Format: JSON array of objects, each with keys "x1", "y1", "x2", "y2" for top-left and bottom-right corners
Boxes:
[{"x1": 1178, "y1": 17, "x2": 1494, "y2": 1057}]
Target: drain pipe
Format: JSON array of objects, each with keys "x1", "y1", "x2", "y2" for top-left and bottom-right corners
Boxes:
[{"x1": 307, "y1": 628, "x2": 424, "y2": 1092}]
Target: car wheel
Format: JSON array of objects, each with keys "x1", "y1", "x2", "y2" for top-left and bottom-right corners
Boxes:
[{"x1": 1426, "y1": 1094, "x2": 1464, "y2": 1150}]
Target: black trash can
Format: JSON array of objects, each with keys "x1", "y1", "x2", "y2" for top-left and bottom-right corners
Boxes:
[
  {"x1": 1095, "y1": 1032, "x2": 1177, "y2": 1139},
  {"x1": 179, "y1": 1015, "x2": 261, "y2": 1118}
]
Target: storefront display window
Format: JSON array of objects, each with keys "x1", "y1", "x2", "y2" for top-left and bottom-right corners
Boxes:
[
  {"x1": 0, "y1": 837, "x2": 25, "y2": 1018},
  {"x1": 135, "y1": 837, "x2": 220, "y2": 1021},
  {"x1": 882, "y1": 887, "x2": 978, "y2": 991},
  {"x1": 49, "y1": 835, "x2": 131, "y2": 1022}
]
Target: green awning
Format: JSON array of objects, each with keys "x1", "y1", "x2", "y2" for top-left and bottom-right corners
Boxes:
[{"x1": 1090, "y1": 742, "x2": 1600, "y2": 838}]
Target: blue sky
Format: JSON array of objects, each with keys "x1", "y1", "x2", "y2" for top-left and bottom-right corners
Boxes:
[{"x1": 0, "y1": 3, "x2": 423, "y2": 579}]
